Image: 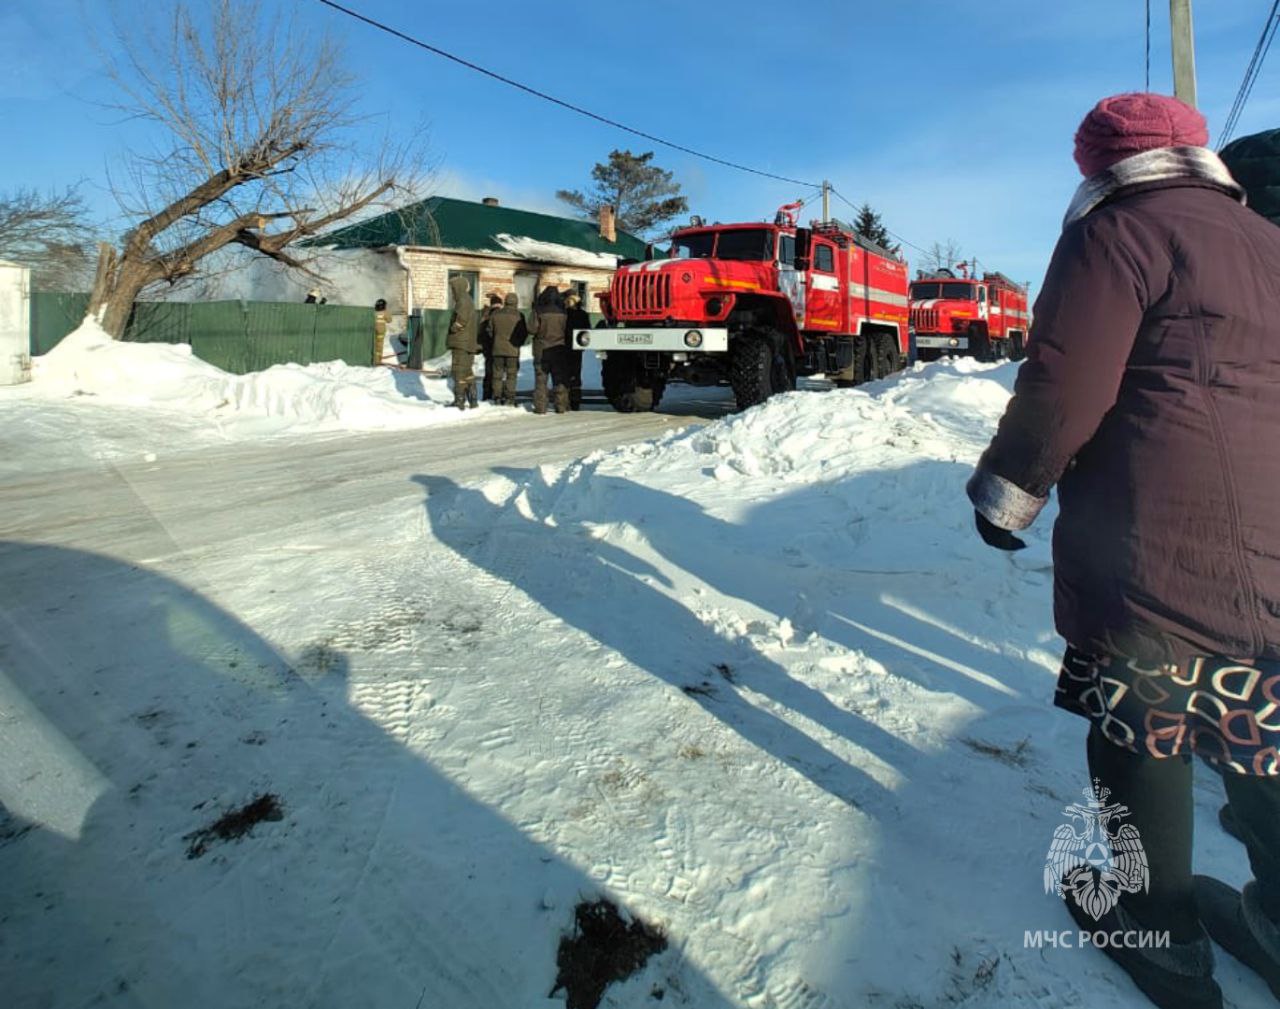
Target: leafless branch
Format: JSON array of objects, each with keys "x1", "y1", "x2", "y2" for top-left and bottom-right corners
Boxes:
[
  {"x1": 0, "y1": 186, "x2": 97, "y2": 289},
  {"x1": 87, "y1": 0, "x2": 431, "y2": 335}
]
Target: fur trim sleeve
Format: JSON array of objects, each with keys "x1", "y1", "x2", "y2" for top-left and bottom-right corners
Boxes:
[{"x1": 966, "y1": 466, "x2": 1047, "y2": 531}]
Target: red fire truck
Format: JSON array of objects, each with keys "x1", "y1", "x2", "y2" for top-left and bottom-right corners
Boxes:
[
  {"x1": 578, "y1": 203, "x2": 910, "y2": 412},
  {"x1": 908, "y1": 267, "x2": 1030, "y2": 362}
]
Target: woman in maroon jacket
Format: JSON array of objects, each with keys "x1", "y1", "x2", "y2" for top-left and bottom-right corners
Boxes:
[{"x1": 969, "y1": 93, "x2": 1280, "y2": 1009}]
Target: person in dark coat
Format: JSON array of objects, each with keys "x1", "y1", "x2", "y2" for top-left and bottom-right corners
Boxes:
[
  {"x1": 445, "y1": 275, "x2": 479, "y2": 409},
  {"x1": 967, "y1": 93, "x2": 1280, "y2": 1009},
  {"x1": 529, "y1": 285, "x2": 571, "y2": 414},
  {"x1": 563, "y1": 292, "x2": 591, "y2": 411},
  {"x1": 1221, "y1": 127, "x2": 1280, "y2": 227},
  {"x1": 479, "y1": 291, "x2": 503, "y2": 401},
  {"x1": 486, "y1": 292, "x2": 527, "y2": 406}
]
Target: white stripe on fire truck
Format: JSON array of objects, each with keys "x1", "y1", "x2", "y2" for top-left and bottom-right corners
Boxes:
[
  {"x1": 849, "y1": 282, "x2": 909, "y2": 306},
  {"x1": 811, "y1": 275, "x2": 840, "y2": 292}
]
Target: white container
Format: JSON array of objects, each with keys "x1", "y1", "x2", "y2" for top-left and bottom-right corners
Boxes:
[{"x1": 0, "y1": 260, "x2": 31, "y2": 385}]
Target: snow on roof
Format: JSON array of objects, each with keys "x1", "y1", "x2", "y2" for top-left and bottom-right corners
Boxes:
[
  {"x1": 303, "y1": 195, "x2": 649, "y2": 262},
  {"x1": 491, "y1": 234, "x2": 621, "y2": 269}
]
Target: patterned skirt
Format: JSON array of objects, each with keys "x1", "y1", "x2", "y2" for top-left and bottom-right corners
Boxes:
[{"x1": 1055, "y1": 647, "x2": 1280, "y2": 776}]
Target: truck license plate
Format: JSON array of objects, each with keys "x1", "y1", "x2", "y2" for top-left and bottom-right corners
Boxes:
[{"x1": 617, "y1": 333, "x2": 653, "y2": 345}]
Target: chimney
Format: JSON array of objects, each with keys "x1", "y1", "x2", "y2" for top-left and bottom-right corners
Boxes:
[
  {"x1": 481, "y1": 196, "x2": 499, "y2": 207},
  {"x1": 599, "y1": 204, "x2": 617, "y2": 243}
]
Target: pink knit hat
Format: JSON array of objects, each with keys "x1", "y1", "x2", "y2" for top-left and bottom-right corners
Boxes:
[{"x1": 1073, "y1": 92, "x2": 1209, "y2": 177}]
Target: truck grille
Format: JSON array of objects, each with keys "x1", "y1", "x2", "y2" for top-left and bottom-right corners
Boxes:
[
  {"x1": 911, "y1": 306, "x2": 939, "y2": 332},
  {"x1": 614, "y1": 271, "x2": 671, "y2": 315}
]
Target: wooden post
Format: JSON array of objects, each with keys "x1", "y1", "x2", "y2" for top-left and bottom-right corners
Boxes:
[{"x1": 1170, "y1": 0, "x2": 1198, "y2": 107}]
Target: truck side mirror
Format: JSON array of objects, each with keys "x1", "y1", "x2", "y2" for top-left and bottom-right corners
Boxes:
[{"x1": 794, "y1": 228, "x2": 811, "y2": 271}]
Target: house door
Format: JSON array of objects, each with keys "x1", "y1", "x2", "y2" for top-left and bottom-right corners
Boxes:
[{"x1": 513, "y1": 271, "x2": 539, "y2": 313}]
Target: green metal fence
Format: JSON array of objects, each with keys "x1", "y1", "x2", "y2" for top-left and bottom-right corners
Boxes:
[{"x1": 29, "y1": 294, "x2": 376, "y2": 374}]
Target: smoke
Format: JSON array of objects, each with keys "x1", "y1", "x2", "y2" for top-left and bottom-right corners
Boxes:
[{"x1": 165, "y1": 247, "x2": 404, "y2": 311}]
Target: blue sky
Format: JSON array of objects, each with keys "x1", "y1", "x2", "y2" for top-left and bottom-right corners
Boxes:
[{"x1": 2, "y1": 0, "x2": 1277, "y2": 291}]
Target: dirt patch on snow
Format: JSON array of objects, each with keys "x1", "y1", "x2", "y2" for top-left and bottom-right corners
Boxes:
[
  {"x1": 185, "y1": 793, "x2": 284, "y2": 859},
  {"x1": 551, "y1": 898, "x2": 667, "y2": 1009}
]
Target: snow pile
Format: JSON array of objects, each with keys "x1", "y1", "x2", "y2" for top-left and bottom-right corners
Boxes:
[
  {"x1": 493, "y1": 233, "x2": 621, "y2": 269},
  {"x1": 8, "y1": 357, "x2": 1267, "y2": 1008},
  {"x1": 32, "y1": 318, "x2": 472, "y2": 433},
  {"x1": 651, "y1": 359, "x2": 1015, "y2": 484}
]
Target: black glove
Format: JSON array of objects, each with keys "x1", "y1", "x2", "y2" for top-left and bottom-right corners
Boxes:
[{"x1": 974, "y1": 510, "x2": 1027, "y2": 551}]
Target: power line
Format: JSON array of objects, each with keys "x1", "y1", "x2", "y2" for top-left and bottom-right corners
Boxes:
[
  {"x1": 828, "y1": 187, "x2": 930, "y2": 257},
  {"x1": 312, "y1": 2, "x2": 922, "y2": 256},
  {"x1": 1218, "y1": 0, "x2": 1280, "y2": 149},
  {"x1": 311, "y1": 0, "x2": 820, "y2": 188}
]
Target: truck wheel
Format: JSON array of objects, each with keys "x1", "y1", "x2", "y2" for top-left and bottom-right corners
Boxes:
[
  {"x1": 731, "y1": 334, "x2": 779, "y2": 410},
  {"x1": 874, "y1": 334, "x2": 901, "y2": 377},
  {"x1": 773, "y1": 341, "x2": 797, "y2": 393},
  {"x1": 834, "y1": 335, "x2": 873, "y2": 387},
  {"x1": 1010, "y1": 333, "x2": 1026, "y2": 361},
  {"x1": 969, "y1": 325, "x2": 992, "y2": 362},
  {"x1": 602, "y1": 354, "x2": 661, "y2": 413}
]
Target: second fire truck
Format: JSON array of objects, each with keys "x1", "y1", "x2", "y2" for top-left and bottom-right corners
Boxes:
[
  {"x1": 578, "y1": 202, "x2": 910, "y2": 413},
  {"x1": 908, "y1": 266, "x2": 1030, "y2": 362}
]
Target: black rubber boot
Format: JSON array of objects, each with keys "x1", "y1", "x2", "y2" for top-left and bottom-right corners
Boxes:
[
  {"x1": 1196, "y1": 876, "x2": 1280, "y2": 1001},
  {"x1": 1064, "y1": 896, "x2": 1222, "y2": 1009},
  {"x1": 1086, "y1": 727, "x2": 1200, "y2": 942}
]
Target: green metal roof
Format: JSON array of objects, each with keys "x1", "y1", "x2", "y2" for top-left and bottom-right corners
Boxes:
[{"x1": 303, "y1": 196, "x2": 650, "y2": 261}]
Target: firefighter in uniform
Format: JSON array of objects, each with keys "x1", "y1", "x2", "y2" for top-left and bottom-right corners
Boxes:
[
  {"x1": 563, "y1": 292, "x2": 590, "y2": 411},
  {"x1": 486, "y1": 292, "x2": 527, "y2": 406},
  {"x1": 446, "y1": 274, "x2": 479, "y2": 409},
  {"x1": 530, "y1": 285, "x2": 571, "y2": 414},
  {"x1": 372, "y1": 298, "x2": 391, "y2": 367},
  {"x1": 479, "y1": 291, "x2": 503, "y2": 400}
]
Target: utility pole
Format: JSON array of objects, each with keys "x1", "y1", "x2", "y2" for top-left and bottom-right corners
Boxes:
[
  {"x1": 1170, "y1": 0, "x2": 1198, "y2": 107},
  {"x1": 821, "y1": 180, "x2": 830, "y2": 223}
]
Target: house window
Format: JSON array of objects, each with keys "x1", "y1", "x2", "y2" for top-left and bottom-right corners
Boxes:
[
  {"x1": 447, "y1": 270, "x2": 480, "y2": 308},
  {"x1": 815, "y1": 243, "x2": 835, "y2": 272},
  {"x1": 571, "y1": 280, "x2": 588, "y2": 305}
]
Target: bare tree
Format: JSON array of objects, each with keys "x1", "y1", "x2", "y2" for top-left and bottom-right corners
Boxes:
[
  {"x1": 88, "y1": 0, "x2": 426, "y2": 337},
  {"x1": 919, "y1": 239, "x2": 963, "y2": 274},
  {"x1": 0, "y1": 187, "x2": 95, "y2": 290}
]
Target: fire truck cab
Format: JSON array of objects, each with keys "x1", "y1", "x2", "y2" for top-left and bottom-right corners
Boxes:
[
  {"x1": 908, "y1": 268, "x2": 1029, "y2": 362},
  {"x1": 580, "y1": 206, "x2": 910, "y2": 413}
]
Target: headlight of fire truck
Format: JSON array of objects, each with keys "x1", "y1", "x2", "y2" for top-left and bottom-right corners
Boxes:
[
  {"x1": 951, "y1": 317, "x2": 969, "y2": 331},
  {"x1": 684, "y1": 330, "x2": 703, "y2": 348},
  {"x1": 705, "y1": 297, "x2": 723, "y2": 316},
  {"x1": 576, "y1": 332, "x2": 591, "y2": 348}
]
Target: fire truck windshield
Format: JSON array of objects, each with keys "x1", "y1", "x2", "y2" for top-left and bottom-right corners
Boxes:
[
  {"x1": 671, "y1": 229, "x2": 774, "y2": 262},
  {"x1": 714, "y1": 229, "x2": 774, "y2": 261},
  {"x1": 910, "y1": 282, "x2": 976, "y2": 301},
  {"x1": 672, "y1": 232, "x2": 715, "y2": 259}
]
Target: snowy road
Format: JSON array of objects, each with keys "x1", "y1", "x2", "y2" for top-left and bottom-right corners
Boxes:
[
  {"x1": 0, "y1": 389, "x2": 734, "y2": 557},
  {"x1": 2, "y1": 360, "x2": 1270, "y2": 1009}
]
